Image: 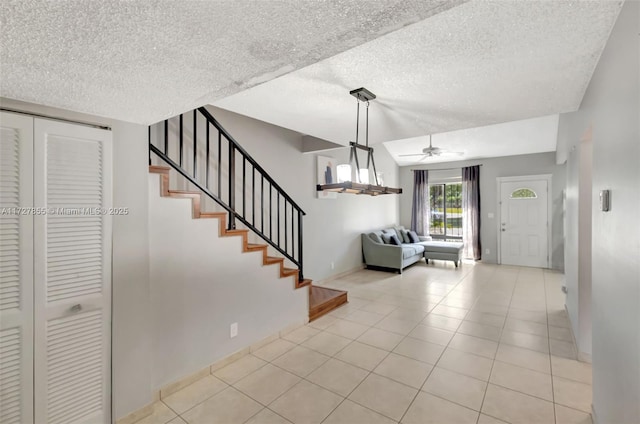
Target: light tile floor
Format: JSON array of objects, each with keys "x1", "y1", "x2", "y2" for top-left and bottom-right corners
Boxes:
[{"x1": 136, "y1": 262, "x2": 593, "y2": 424}]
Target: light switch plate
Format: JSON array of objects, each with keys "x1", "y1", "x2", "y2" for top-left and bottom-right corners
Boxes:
[
  {"x1": 599, "y1": 190, "x2": 611, "y2": 211},
  {"x1": 487, "y1": 212, "x2": 494, "y2": 218}
]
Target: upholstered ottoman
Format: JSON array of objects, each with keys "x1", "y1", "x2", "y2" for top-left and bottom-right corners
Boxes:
[{"x1": 422, "y1": 241, "x2": 464, "y2": 267}]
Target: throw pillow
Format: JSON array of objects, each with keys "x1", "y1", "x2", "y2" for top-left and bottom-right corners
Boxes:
[
  {"x1": 401, "y1": 229, "x2": 411, "y2": 243},
  {"x1": 382, "y1": 234, "x2": 393, "y2": 244},
  {"x1": 388, "y1": 234, "x2": 401, "y2": 246},
  {"x1": 408, "y1": 230, "x2": 420, "y2": 243},
  {"x1": 370, "y1": 233, "x2": 383, "y2": 244}
]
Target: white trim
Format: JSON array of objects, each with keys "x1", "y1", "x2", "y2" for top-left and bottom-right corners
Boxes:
[{"x1": 496, "y1": 174, "x2": 553, "y2": 268}]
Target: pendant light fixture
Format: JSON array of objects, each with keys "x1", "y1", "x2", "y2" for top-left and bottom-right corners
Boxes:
[{"x1": 316, "y1": 88, "x2": 402, "y2": 196}]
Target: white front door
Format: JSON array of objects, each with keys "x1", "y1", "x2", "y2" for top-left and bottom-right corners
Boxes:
[
  {"x1": 499, "y1": 178, "x2": 549, "y2": 268},
  {"x1": 33, "y1": 118, "x2": 112, "y2": 424}
]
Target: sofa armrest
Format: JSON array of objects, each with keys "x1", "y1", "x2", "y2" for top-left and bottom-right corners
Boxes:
[{"x1": 361, "y1": 233, "x2": 403, "y2": 269}]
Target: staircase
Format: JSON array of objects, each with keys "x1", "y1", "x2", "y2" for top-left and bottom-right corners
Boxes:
[{"x1": 148, "y1": 107, "x2": 346, "y2": 320}]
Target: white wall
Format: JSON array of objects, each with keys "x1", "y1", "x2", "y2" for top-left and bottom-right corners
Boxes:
[
  {"x1": 147, "y1": 174, "x2": 307, "y2": 387},
  {"x1": 398, "y1": 152, "x2": 565, "y2": 270},
  {"x1": 203, "y1": 106, "x2": 400, "y2": 281},
  {"x1": 0, "y1": 99, "x2": 152, "y2": 420},
  {"x1": 556, "y1": 2, "x2": 639, "y2": 422},
  {"x1": 562, "y1": 131, "x2": 593, "y2": 359}
]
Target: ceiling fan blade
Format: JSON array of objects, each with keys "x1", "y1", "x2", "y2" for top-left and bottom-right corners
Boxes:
[{"x1": 398, "y1": 153, "x2": 428, "y2": 157}]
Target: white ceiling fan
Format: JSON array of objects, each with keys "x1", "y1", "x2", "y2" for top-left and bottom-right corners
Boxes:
[{"x1": 398, "y1": 135, "x2": 463, "y2": 161}]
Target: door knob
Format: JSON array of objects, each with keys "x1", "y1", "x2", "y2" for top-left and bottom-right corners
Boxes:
[
  {"x1": 501, "y1": 229, "x2": 506, "y2": 232},
  {"x1": 69, "y1": 304, "x2": 82, "y2": 313}
]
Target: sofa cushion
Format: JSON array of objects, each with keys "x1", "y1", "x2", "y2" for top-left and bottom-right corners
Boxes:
[
  {"x1": 400, "y1": 229, "x2": 411, "y2": 243},
  {"x1": 383, "y1": 233, "x2": 401, "y2": 245},
  {"x1": 421, "y1": 241, "x2": 464, "y2": 254},
  {"x1": 406, "y1": 244, "x2": 425, "y2": 254},
  {"x1": 402, "y1": 246, "x2": 419, "y2": 259},
  {"x1": 369, "y1": 232, "x2": 383, "y2": 244},
  {"x1": 408, "y1": 230, "x2": 420, "y2": 243}
]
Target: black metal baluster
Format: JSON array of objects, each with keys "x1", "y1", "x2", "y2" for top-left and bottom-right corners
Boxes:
[
  {"x1": 164, "y1": 119, "x2": 168, "y2": 156},
  {"x1": 291, "y1": 204, "x2": 294, "y2": 258},
  {"x1": 252, "y1": 167, "x2": 255, "y2": 226},
  {"x1": 206, "y1": 121, "x2": 210, "y2": 188},
  {"x1": 298, "y1": 209, "x2": 303, "y2": 280},
  {"x1": 277, "y1": 192, "x2": 280, "y2": 246},
  {"x1": 284, "y1": 200, "x2": 288, "y2": 254},
  {"x1": 228, "y1": 142, "x2": 235, "y2": 229},
  {"x1": 193, "y1": 111, "x2": 197, "y2": 178},
  {"x1": 269, "y1": 184, "x2": 272, "y2": 240},
  {"x1": 217, "y1": 131, "x2": 222, "y2": 198},
  {"x1": 242, "y1": 157, "x2": 246, "y2": 218},
  {"x1": 148, "y1": 126, "x2": 152, "y2": 165},
  {"x1": 261, "y1": 176, "x2": 264, "y2": 232},
  {"x1": 179, "y1": 114, "x2": 183, "y2": 167}
]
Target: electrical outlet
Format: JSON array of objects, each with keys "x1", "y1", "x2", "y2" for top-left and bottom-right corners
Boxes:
[
  {"x1": 230, "y1": 322, "x2": 238, "y2": 338},
  {"x1": 485, "y1": 248, "x2": 490, "y2": 255},
  {"x1": 331, "y1": 262, "x2": 335, "y2": 270}
]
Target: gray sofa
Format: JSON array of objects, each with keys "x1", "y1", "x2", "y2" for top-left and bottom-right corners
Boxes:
[{"x1": 362, "y1": 226, "x2": 433, "y2": 273}]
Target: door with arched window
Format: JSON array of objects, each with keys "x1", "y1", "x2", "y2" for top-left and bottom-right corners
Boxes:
[{"x1": 498, "y1": 176, "x2": 551, "y2": 268}]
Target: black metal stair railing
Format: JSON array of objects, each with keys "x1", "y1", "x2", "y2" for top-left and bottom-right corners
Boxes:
[{"x1": 149, "y1": 107, "x2": 306, "y2": 281}]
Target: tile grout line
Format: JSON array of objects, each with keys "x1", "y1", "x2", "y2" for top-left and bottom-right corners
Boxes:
[
  {"x1": 396, "y1": 265, "x2": 484, "y2": 424},
  {"x1": 316, "y1": 266, "x2": 473, "y2": 423},
  {"x1": 543, "y1": 269, "x2": 558, "y2": 424},
  {"x1": 474, "y1": 266, "x2": 517, "y2": 424}
]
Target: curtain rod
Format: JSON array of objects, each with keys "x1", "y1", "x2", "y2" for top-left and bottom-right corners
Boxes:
[{"x1": 410, "y1": 164, "x2": 483, "y2": 172}]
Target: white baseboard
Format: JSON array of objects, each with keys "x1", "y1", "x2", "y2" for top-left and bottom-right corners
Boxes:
[
  {"x1": 578, "y1": 351, "x2": 592, "y2": 363},
  {"x1": 115, "y1": 319, "x2": 305, "y2": 423},
  {"x1": 591, "y1": 404, "x2": 599, "y2": 424},
  {"x1": 314, "y1": 264, "x2": 365, "y2": 286}
]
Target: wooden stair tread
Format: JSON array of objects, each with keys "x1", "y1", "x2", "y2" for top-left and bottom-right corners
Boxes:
[
  {"x1": 168, "y1": 190, "x2": 201, "y2": 195},
  {"x1": 265, "y1": 256, "x2": 284, "y2": 264},
  {"x1": 224, "y1": 229, "x2": 248, "y2": 235},
  {"x1": 281, "y1": 267, "x2": 298, "y2": 276},
  {"x1": 298, "y1": 278, "x2": 312, "y2": 288},
  {"x1": 200, "y1": 212, "x2": 227, "y2": 217},
  {"x1": 246, "y1": 243, "x2": 267, "y2": 251},
  {"x1": 309, "y1": 286, "x2": 348, "y2": 321},
  {"x1": 149, "y1": 165, "x2": 170, "y2": 174}
]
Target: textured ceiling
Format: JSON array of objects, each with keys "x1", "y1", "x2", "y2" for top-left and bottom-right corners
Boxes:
[
  {"x1": 383, "y1": 114, "x2": 559, "y2": 166},
  {"x1": 0, "y1": 0, "x2": 465, "y2": 124},
  {"x1": 215, "y1": 0, "x2": 623, "y2": 152}
]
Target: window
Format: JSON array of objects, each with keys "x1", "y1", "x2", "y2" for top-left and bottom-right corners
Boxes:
[
  {"x1": 510, "y1": 188, "x2": 537, "y2": 199},
  {"x1": 429, "y1": 182, "x2": 462, "y2": 240}
]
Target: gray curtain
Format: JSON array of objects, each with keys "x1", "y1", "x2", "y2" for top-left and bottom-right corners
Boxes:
[
  {"x1": 462, "y1": 165, "x2": 481, "y2": 260},
  {"x1": 410, "y1": 170, "x2": 430, "y2": 235}
]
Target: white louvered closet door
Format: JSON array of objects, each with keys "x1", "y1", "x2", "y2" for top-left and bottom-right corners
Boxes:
[
  {"x1": 0, "y1": 112, "x2": 34, "y2": 424},
  {"x1": 33, "y1": 118, "x2": 112, "y2": 424}
]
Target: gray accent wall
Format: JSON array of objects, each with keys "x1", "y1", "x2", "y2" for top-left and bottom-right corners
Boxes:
[
  {"x1": 398, "y1": 152, "x2": 565, "y2": 270},
  {"x1": 556, "y1": 2, "x2": 639, "y2": 422}
]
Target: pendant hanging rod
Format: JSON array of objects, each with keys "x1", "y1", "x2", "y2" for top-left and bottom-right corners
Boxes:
[
  {"x1": 355, "y1": 100, "x2": 360, "y2": 145},
  {"x1": 365, "y1": 101, "x2": 369, "y2": 148}
]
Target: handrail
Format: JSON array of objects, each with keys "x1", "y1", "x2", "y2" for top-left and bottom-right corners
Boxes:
[
  {"x1": 197, "y1": 107, "x2": 306, "y2": 215},
  {"x1": 149, "y1": 108, "x2": 305, "y2": 280}
]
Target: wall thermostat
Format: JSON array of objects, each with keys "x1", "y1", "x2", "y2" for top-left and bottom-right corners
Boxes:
[{"x1": 599, "y1": 189, "x2": 611, "y2": 212}]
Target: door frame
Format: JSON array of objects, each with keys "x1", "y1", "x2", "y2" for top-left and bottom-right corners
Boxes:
[{"x1": 496, "y1": 174, "x2": 552, "y2": 268}]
